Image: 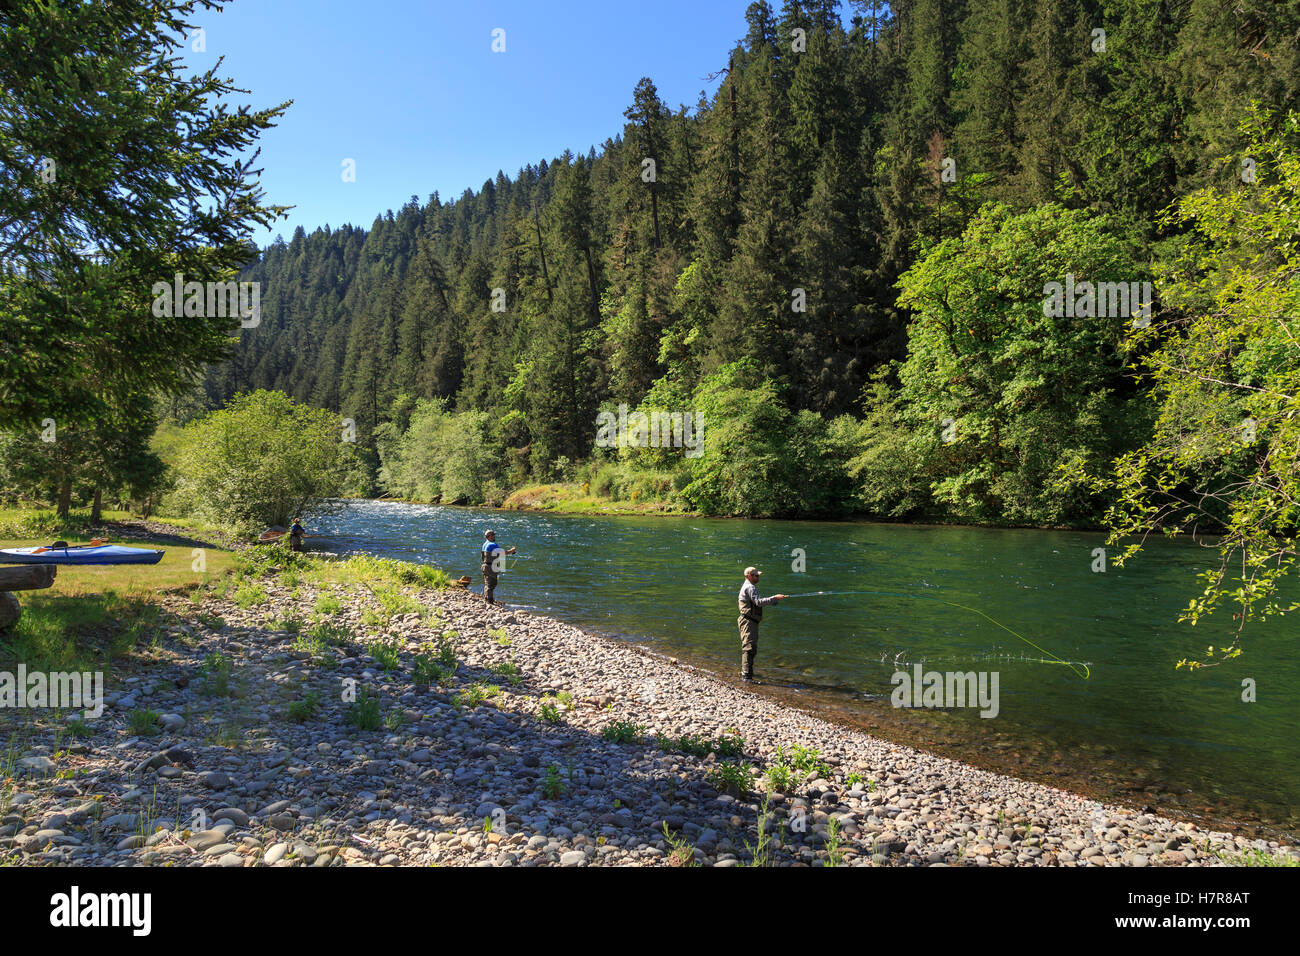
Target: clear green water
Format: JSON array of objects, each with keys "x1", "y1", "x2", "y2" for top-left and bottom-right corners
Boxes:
[{"x1": 311, "y1": 499, "x2": 1298, "y2": 838}]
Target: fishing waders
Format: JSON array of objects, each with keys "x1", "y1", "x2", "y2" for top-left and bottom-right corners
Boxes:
[{"x1": 739, "y1": 614, "x2": 759, "y2": 681}]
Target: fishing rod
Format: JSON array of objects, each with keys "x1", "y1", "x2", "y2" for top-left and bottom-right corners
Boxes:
[{"x1": 781, "y1": 589, "x2": 1091, "y2": 680}]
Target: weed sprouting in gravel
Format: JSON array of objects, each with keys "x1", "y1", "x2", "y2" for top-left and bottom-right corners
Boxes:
[
  {"x1": 345, "y1": 687, "x2": 381, "y2": 731},
  {"x1": 601, "y1": 719, "x2": 645, "y2": 744}
]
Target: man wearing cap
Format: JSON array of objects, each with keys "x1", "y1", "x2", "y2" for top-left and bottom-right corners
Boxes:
[
  {"x1": 480, "y1": 530, "x2": 516, "y2": 605},
  {"x1": 738, "y1": 567, "x2": 786, "y2": 683}
]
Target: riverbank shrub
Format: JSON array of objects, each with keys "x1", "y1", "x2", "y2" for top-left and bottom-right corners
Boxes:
[
  {"x1": 377, "y1": 399, "x2": 501, "y2": 504},
  {"x1": 677, "y1": 361, "x2": 856, "y2": 517},
  {"x1": 1095, "y1": 110, "x2": 1300, "y2": 659},
  {"x1": 889, "y1": 203, "x2": 1149, "y2": 526},
  {"x1": 165, "y1": 391, "x2": 352, "y2": 530}
]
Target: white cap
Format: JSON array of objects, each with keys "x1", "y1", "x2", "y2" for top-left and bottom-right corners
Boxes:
[{"x1": 744, "y1": 566, "x2": 761, "y2": 577}]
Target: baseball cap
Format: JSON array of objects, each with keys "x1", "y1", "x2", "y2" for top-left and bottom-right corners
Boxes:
[{"x1": 744, "y1": 566, "x2": 761, "y2": 576}]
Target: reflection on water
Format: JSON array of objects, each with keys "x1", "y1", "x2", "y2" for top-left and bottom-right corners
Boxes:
[{"x1": 308, "y1": 499, "x2": 1299, "y2": 839}]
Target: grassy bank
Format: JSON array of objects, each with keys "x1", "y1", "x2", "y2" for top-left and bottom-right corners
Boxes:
[
  {"x1": 500, "y1": 482, "x2": 691, "y2": 515},
  {"x1": 0, "y1": 506, "x2": 238, "y2": 543},
  {"x1": 0, "y1": 505, "x2": 448, "y2": 678},
  {"x1": 0, "y1": 518, "x2": 240, "y2": 674}
]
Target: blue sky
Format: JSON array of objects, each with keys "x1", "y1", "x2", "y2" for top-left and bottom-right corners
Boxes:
[{"x1": 187, "y1": 0, "x2": 799, "y2": 246}]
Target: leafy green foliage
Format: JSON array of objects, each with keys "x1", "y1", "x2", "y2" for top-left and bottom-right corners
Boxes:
[
  {"x1": 878, "y1": 203, "x2": 1150, "y2": 525},
  {"x1": 1098, "y1": 110, "x2": 1300, "y2": 660},
  {"x1": 600, "y1": 719, "x2": 645, "y2": 744},
  {"x1": 167, "y1": 391, "x2": 352, "y2": 529},
  {"x1": 677, "y1": 362, "x2": 855, "y2": 517},
  {"x1": 0, "y1": 0, "x2": 289, "y2": 422}
]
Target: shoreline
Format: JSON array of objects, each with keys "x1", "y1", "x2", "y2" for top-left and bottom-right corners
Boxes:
[
  {"x1": 2, "y1": 552, "x2": 1292, "y2": 867},
  {"x1": 346, "y1": 495, "x2": 1122, "y2": 535}
]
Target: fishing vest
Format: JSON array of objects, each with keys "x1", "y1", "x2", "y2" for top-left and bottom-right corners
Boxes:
[{"x1": 739, "y1": 582, "x2": 763, "y2": 622}]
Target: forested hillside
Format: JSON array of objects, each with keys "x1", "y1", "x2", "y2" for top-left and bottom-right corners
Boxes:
[{"x1": 200, "y1": 0, "x2": 1300, "y2": 524}]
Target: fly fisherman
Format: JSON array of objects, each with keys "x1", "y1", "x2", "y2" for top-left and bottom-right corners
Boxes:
[
  {"x1": 480, "y1": 530, "x2": 516, "y2": 605},
  {"x1": 738, "y1": 566, "x2": 786, "y2": 683}
]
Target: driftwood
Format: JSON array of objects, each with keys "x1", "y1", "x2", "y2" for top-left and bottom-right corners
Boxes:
[{"x1": 0, "y1": 564, "x2": 57, "y2": 632}]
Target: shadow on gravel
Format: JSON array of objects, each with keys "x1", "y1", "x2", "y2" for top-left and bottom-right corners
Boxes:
[{"x1": 1, "y1": 592, "x2": 803, "y2": 867}]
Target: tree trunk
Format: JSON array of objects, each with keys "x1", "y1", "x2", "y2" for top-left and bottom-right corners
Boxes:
[
  {"x1": 534, "y1": 206, "x2": 553, "y2": 305},
  {"x1": 57, "y1": 476, "x2": 72, "y2": 518},
  {"x1": 583, "y1": 246, "x2": 600, "y2": 322},
  {"x1": 650, "y1": 189, "x2": 661, "y2": 250},
  {"x1": 91, "y1": 486, "x2": 103, "y2": 523}
]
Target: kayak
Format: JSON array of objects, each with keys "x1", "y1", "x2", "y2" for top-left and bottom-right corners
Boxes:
[{"x1": 0, "y1": 545, "x2": 165, "y2": 566}]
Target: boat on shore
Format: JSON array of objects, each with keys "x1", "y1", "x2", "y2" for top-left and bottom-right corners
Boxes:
[{"x1": 0, "y1": 543, "x2": 165, "y2": 565}]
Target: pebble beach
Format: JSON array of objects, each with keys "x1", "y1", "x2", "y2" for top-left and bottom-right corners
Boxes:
[{"x1": 3, "y1": 560, "x2": 1296, "y2": 868}]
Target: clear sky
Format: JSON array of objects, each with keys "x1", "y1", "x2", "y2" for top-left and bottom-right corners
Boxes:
[{"x1": 185, "y1": 0, "x2": 800, "y2": 246}]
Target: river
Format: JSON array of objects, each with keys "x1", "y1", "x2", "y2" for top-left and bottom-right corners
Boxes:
[{"x1": 306, "y1": 498, "x2": 1297, "y2": 839}]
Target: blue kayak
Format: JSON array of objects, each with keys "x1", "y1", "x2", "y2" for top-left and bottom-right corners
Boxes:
[{"x1": 0, "y1": 545, "x2": 165, "y2": 565}]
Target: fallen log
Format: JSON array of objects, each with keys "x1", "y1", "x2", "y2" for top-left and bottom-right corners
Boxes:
[{"x1": 0, "y1": 565, "x2": 58, "y2": 591}]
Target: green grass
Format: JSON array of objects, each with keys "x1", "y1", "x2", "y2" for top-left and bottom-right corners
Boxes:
[
  {"x1": 655, "y1": 730, "x2": 745, "y2": 759},
  {"x1": 493, "y1": 660, "x2": 523, "y2": 686},
  {"x1": 1213, "y1": 847, "x2": 1300, "y2": 867},
  {"x1": 413, "y1": 632, "x2": 459, "y2": 687},
  {"x1": 307, "y1": 620, "x2": 353, "y2": 646},
  {"x1": 127, "y1": 708, "x2": 160, "y2": 736},
  {"x1": 286, "y1": 691, "x2": 321, "y2": 723},
  {"x1": 0, "y1": 520, "x2": 238, "y2": 672},
  {"x1": 199, "y1": 653, "x2": 233, "y2": 696},
  {"x1": 0, "y1": 506, "x2": 136, "y2": 538},
  {"x1": 271, "y1": 613, "x2": 302, "y2": 633},
  {"x1": 369, "y1": 585, "x2": 422, "y2": 620},
  {"x1": 293, "y1": 632, "x2": 336, "y2": 667},
  {"x1": 453, "y1": 682, "x2": 499, "y2": 709},
  {"x1": 300, "y1": 553, "x2": 449, "y2": 593},
  {"x1": 368, "y1": 637, "x2": 402, "y2": 671},
  {"x1": 232, "y1": 580, "x2": 267, "y2": 608},
  {"x1": 314, "y1": 593, "x2": 342, "y2": 616},
  {"x1": 345, "y1": 687, "x2": 381, "y2": 731}
]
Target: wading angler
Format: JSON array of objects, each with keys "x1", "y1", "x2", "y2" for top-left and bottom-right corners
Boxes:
[{"x1": 151, "y1": 272, "x2": 261, "y2": 327}]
